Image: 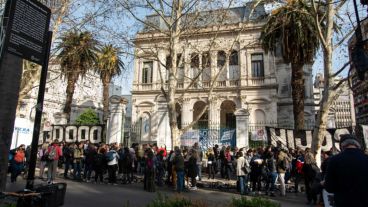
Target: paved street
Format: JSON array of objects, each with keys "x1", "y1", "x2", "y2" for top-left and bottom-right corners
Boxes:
[{"x1": 5, "y1": 176, "x2": 308, "y2": 207}]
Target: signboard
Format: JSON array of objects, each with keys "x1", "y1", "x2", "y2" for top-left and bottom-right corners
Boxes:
[
  {"x1": 4, "y1": 0, "x2": 51, "y2": 65},
  {"x1": 11, "y1": 117, "x2": 34, "y2": 149}
]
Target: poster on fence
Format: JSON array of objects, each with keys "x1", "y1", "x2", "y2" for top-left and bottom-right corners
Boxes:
[
  {"x1": 181, "y1": 130, "x2": 199, "y2": 147},
  {"x1": 220, "y1": 129, "x2": 236, "y2": 148},
  {"x1": 251, "y1": 128, "x2": 267, "y2": 141}
]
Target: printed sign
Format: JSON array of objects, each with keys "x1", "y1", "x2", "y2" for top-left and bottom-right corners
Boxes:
[
  {"x1": 251, "y1": 128, "x2": 267, "y2": 141},
  {"x1": 3, "y1": 0, "x2": 51, "y2": 65},
  {"x1": 265, "y1": 127, "x2": 352, "y2": 150}
]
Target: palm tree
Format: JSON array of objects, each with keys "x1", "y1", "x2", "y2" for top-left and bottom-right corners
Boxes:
[
  {"x1": 57, "y1": 31, "x2": 98, "y2": 122},
  {"x1": 97, "y1": 44, "x2": 125, "y2": 122},
  {"x1": 260, "y1": 0, "x2": 320, "y2": 131}
]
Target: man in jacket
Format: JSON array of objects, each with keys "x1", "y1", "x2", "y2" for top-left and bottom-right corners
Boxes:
[
  {"x1": 324, "y1": 134, "x2": 368, "y2": 207},
  {"x1": 236, "y1": 151, "x2": 250, "y2": 195}
]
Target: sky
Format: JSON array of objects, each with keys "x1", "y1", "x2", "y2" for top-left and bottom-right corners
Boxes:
[{"x1": 9, "y1": 0, "x2": 365, "y2": 95}]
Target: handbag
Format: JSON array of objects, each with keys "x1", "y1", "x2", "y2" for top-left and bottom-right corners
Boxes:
[{"x1": 242, "y1": 166, "x2": 251, "y2": 174}]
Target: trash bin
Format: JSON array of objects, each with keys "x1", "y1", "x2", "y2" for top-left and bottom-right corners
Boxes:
[
  {"x1": 35, "y1": 184, "x2": 58, "y2": 207},
  {"x1": 55, "y1": 183, "x2": 67, "y2": 206}
]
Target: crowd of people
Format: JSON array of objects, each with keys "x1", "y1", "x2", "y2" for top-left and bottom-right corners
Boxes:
[{"x1": 8, "y1": 134, "x2": 368, "y2": 206}]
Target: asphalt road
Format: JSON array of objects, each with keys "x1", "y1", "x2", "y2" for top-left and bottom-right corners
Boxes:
[{"x1": 5, "y1": 177, "x2": 308, "y2": 207}]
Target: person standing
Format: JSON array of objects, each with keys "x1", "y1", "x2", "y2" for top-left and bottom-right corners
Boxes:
[
  {"x1": 10, "y1": 145, "x2": 25, "y2": 183},
  {"x1": 46, "y1": 140, "x2": 63, "y2": 184},
  {"x1": 193, "y1": 142, "x2": 203, "y2": 181},
  {"x1": 106, "y1": 146, "x2": 119, "y2": 185},
  {"x1": 173, "y1": 148, "x2": 185, "y2": 193},
  {"x1": 324, "y1": 134, "x2": 368, "y2": 207},
  {"x1": 265, "y1": 151, "x2": 278, "y2": 196},
  {"x1": 144, "y1": 149, "x2": 156, "y2": 192},
  {"x1": 73, "y1": 142, "x2": 84, "y2": 181},
  {"x1": 188, "y1": 149, "x2": 198, "y2": 190},
  {"x1": 303, "y1": 148, "x2": 319, "y2": 205},
  {"x1": 63, "y1": 143, "x2": 74, "y2": 179},
  {"x1": 236, "y1": 151, "x2": 250, "y2": 195},
  {"x1": 207, "y1": 149, "x2": 215, "y2": 179},
  {"x1": 277, "y1": 148, "x2": 290, "y2": 196},
  {"x1": 38, "y1": 143, "x2": 48, "y2": 180}
]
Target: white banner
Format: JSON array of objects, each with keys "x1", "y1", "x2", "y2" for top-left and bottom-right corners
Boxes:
[{"x1": 251, "y1": 128, "x2": 267, "y2": 141}]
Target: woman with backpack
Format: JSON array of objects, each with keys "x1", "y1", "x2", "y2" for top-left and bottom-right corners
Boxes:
[
  {"x1": 10, "y1": 145, "x2": 25, "y2": 183},
  {"x1": 46, "y1": 140, "x2": 62, "y2": 184}
]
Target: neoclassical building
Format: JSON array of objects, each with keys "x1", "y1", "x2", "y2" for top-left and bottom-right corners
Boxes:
[{"x1": 131, "y1": 4, "x2": 315, "y2": 148}]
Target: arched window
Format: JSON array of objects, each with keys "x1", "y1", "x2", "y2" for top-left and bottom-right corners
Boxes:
[{"x1": 254, "y1": 109, "x2": 266, "y2": 124}]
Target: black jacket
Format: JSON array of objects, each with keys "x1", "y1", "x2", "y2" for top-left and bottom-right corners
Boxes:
[{"x1": 325, "y1": 148, "x2": 368, "y2": 207}]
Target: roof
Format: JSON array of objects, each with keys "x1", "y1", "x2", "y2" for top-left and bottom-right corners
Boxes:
[{"x1": 141, "y1": 2, "x2": 267, "y2": 32}]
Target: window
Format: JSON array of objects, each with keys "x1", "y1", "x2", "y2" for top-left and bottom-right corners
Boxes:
[
  {"x1": 142, "y1": 61, "x2": 153, "y2": 83},
  {"x1": 202, "y1": 52, "x2": 211, "y2": 82},
  {"x1": 229, "y1": 50, "x2": 238, "y2": 66},
  {"x1": 191, "y1": 53, "x2": 199, "y2": 79},
  {"x1": 251, "y1": 54, "x2": 264, "y2": 77},
  {"x1": 217, "y1": 51, "x2": 226, "y2": 81},
  {"x1": 229, "y1": 50, "x2": 239, "y2": 80}
]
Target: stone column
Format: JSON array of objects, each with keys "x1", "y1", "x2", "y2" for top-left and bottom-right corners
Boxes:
[
  {"x1": 156, "y1": 97, "x2": 171, "y2": 150},
  {"x1": 107, "y1": 96, "x2": 128, "y2": 144},
  {"x1": 235, "y1": 109, "x2": 250, "y2": 149},
  {"x1": 181, "y1": 98, "x2": 192, "y2": 127}
]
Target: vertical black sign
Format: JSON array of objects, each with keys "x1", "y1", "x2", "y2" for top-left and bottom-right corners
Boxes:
[{"x1": 4, "y1": 0, "x2": 51, "y2": 65}]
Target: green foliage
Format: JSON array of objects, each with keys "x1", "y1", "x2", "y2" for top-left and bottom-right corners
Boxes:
[
  {"x1": 75, "y1": 108, "x2": 100, "y2": 125},
  {"x1": 230, "y1": 197, "x2": 281, "y2": 207},
  {"x1": 146, "y1": 194, "x2": 192, "y2": 207}
]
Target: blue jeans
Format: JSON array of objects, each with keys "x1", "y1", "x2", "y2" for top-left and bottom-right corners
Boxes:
[
  {"x1": 196, "y1": 164, "x2": 202, "y2": 180},
  {"x1": 176, "y1": 171, "x2": 184, "y2": 193},
  {"x1": 238, "y1": 176, "x2": 248, "y2": 195},
  {"x1": 73, "y1": 162, "x2": 82, "y2": 180},
  {"x1": 266, "y1": 172, "x2": 278, "y2": 193}
]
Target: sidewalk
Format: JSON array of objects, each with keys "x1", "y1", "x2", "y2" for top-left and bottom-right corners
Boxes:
[{"x1": 4, "y1": 174, "x2": 309, "y2": 207}]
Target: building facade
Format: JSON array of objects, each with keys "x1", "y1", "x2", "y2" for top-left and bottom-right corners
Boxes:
[
  {"x1": 313, "y1": 73, "x2": 356, "y2": 128},
  {"x1": 349, "y1": 18, "x2": 368, "y2": 125},
  {"x1": 131, "y1": 5, "x2": 315, "y2": 148},
  {"x1": 18, "y1": 64, "x2": 104, "y2": 126}
]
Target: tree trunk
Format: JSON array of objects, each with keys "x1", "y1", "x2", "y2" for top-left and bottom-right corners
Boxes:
[
  {"x1": 63, "y1": 72, "x2": 78, "y2": 123},
  {"x1": 291, "y1": 62, "x2": 305, "y2": 131},
  {"x1": 0, "y1": 54, "x2": 23, "y2": 191},
  {"x1": 312, "y1": 0, "x2": 335, "y2": 167},
  {"x1": 102, "y1": 75, "x2": 111, "y2": 122},
  {"x1": 16, "y1": 62, "x2": 41, "y2": 115}
]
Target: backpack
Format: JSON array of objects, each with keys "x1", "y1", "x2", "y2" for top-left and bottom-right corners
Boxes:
[
  {"x1": 106, "y1": 151, "x2": 115, "y2": 162},
  {"x1": 14, "y1": 151, "x2": 24, "y2": 163},
  {"x1": 94, "y1": 154, "x2": 105, "y2": 166},
  {"x1": 47, "y1": 146, "x2": 57, "y2": 161}
]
